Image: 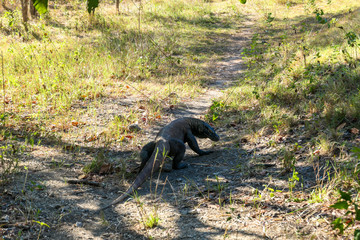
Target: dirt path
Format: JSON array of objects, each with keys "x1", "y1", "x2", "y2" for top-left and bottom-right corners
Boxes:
[
  {"x1": 1, "y1": 17, "x2": 334, "y2": 240},
  {"x1": 170, "y1": 25, "x2": 251, "y2": 119},
  {"x1": 77, "y1": 20, "x2": 255, "y2": 240}
]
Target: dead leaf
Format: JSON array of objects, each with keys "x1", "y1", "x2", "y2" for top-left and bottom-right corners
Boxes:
[
  {"x1": 78, "y1": 174, "x2": 87, "y2": 179},
  {"x1": 86, "y1": 135, "x2": 97, "y2": 142},
  {"x1": 350, "y1": 128, "x2": 359, "y2": 135},
  {"x1": 99, "y1": 164, "x2": 113, "y2": 175},
  {"x1": 71, "y1": 121, "x2": 79, "y2": 126},
  {"x1": 125, "y1": 135, "x2": 134, "y2": 139},
  {"x1": 345, "y1": 219, "x2": 352, "y2": 225}
]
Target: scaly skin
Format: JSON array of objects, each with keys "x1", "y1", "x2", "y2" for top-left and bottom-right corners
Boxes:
[{"x1": 97, "y1": 117, "x2": 220, "y2": 212}]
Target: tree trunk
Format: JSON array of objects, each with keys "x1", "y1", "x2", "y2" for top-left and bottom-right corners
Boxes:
[
  {"x1": 20, "y1": 0, "x2": 29, "y2": 22},
  {"x1": 116, "y1": 0, "x2": 120, "y2": 14},
  {"x1": 30, "y1": 0, "x2": 37, "y2": 18}
]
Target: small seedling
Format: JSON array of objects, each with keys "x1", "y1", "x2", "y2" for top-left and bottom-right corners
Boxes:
[
  {"x1": 288, "y1": 170, "x2": 299, "y2": 198},
  {"x1": 22, "y1": 166, "x2": 29, "y2": 194},
  {"x1": 252, "y1": 188, "x2": 262, "y2": 209},
  {"x1": 33, "y1": 220, "x2": 50, "y2": 240},
  {"x1": 263, "y1": 184, "x2": 282, "y2": 199},
  {"x1": 280, "y1": 148, "x2": 296, "y2": 172},
  {"x1": 215, "y1": 175, "x2": 227, "y2": 207},
  {"x1": 145, "y1": 210, "x2": 160, "y2": 229}
]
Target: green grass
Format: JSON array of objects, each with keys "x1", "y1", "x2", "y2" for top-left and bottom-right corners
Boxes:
[
  {"x1": 211, "y1": 0, "x2": 360, "y2": 137},
  {"x1": 208, "y1": 1, "x2": 360, "y2": 234},
  {"x1": 0, "y1": 0, "x2": 243, "y2": 149},
  {"x1": 207, "y1": 1, "x2": 360, "y2": 233}
]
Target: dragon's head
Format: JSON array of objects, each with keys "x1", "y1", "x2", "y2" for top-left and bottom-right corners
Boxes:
[{"x1": 193, "y1": 120, "x2": 220, "y2": 141}]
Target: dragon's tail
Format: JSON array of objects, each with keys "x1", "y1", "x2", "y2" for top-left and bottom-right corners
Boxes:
[{"x1": 97, "y1": 140, "x2": 169, "y2": 212}]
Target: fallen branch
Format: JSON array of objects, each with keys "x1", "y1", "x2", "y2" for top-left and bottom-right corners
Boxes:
[{"x1": 66, "y1": 179, "x2": 103, "y2": 187}]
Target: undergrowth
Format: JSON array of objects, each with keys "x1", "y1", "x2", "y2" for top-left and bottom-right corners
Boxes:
[
  {"x1": 0, "y1": 0, "x2": 242, "y2": 149},
  {"x1": 208, "y1": 0, "x2": 360, "y2": 237},
  {"x1": 0, "y1": 1, "x2": 244, "y2": 238}
]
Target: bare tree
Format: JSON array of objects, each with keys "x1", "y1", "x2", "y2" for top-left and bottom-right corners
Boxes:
[
  {"x1": 116, "y1": 0, "x2": 120, "y2": 13},
  {"x1": 20, "y1": 0, "x2": 29, "y2": 22}
]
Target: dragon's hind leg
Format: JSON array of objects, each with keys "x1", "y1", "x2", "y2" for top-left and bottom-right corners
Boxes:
[
  {"x1": 169, "y1": 139, "x2": 186, "y2": 170},
  {"x1": 139, "y1": 141, "x2": 156, "y2": 172}
]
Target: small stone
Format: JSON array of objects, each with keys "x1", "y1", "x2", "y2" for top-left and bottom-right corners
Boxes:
[
  {"x1": 176, "y1": 178, "x2": 183, "y2": 182},
  {"x1": 2, "y1": 215, "x2": 9, "y2": 222},
  {"x1": 189, "y1": 208, "x2": 200, "y2": 214},
  {"x1": 128, "y1": 124, "x2": 141, "y2": 132},
  {"x1": 75, "y1": 222, "x2": 83, "y2": 227},
  {"x1": 180, "y1": 209, "x2": 189, "y2": 215}
]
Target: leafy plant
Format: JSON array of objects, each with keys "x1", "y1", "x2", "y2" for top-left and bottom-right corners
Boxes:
[
  {"x1": 33, "y1": 0, "x2": 100, "y2": 15},
  {"x1": 82, "y1": 152, "x2": 106, "y2": 174},
  {"x1": 29, "y1": 181, "x2": 46, "y2": 191},
  {"x1": 314, "y1": 9, "x2": 328, "y2": 25},
  {"x1": 87, "y1": 0, "x2": 99, "y2": 14},
  {"x1": 0, "y1": 143, "x2": 20, "y2": 185},
  {"x1": 345, "y1": 31, "x2": 358, "y2": 47},
  {"x1": 330, "y1": 190, "x2": 360, "y2": 238},
  {"x1": 352, "y1": 147, "x2": 360, "y2": 159},
  {"x1": 265, "y1": 13, "x2": 274, "y2": 24},
  {"x1": 209, "y1": 100, "x2": 224, "y2": 121},
  {"x1": 33, "y1": 0, "x2": 48, "y2": 14}
]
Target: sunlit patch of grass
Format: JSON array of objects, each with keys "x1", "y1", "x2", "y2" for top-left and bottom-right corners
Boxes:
[
  {"x1": 315, "y1": 134, "x2": 335, "y2": 156},
  {"x1": 213, "y1": 0, "x2": 360, "y2": 134},
  {"x1": 308, "y1": 186, "x2": 334, "y2": 203},
  {"x1": 0, "y1": 0, "x2": 245, "y2": 149},
  {"x1": 210, "y1": 3, "x2": 360, "y2": 233},
  {"x1": 144, "y1": 210, "x2": 160, "y2": 229}
]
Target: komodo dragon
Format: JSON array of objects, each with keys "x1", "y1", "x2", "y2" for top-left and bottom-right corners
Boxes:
[{"x1": 98, "y1": 117, "x2": 220, "y2": 212}]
